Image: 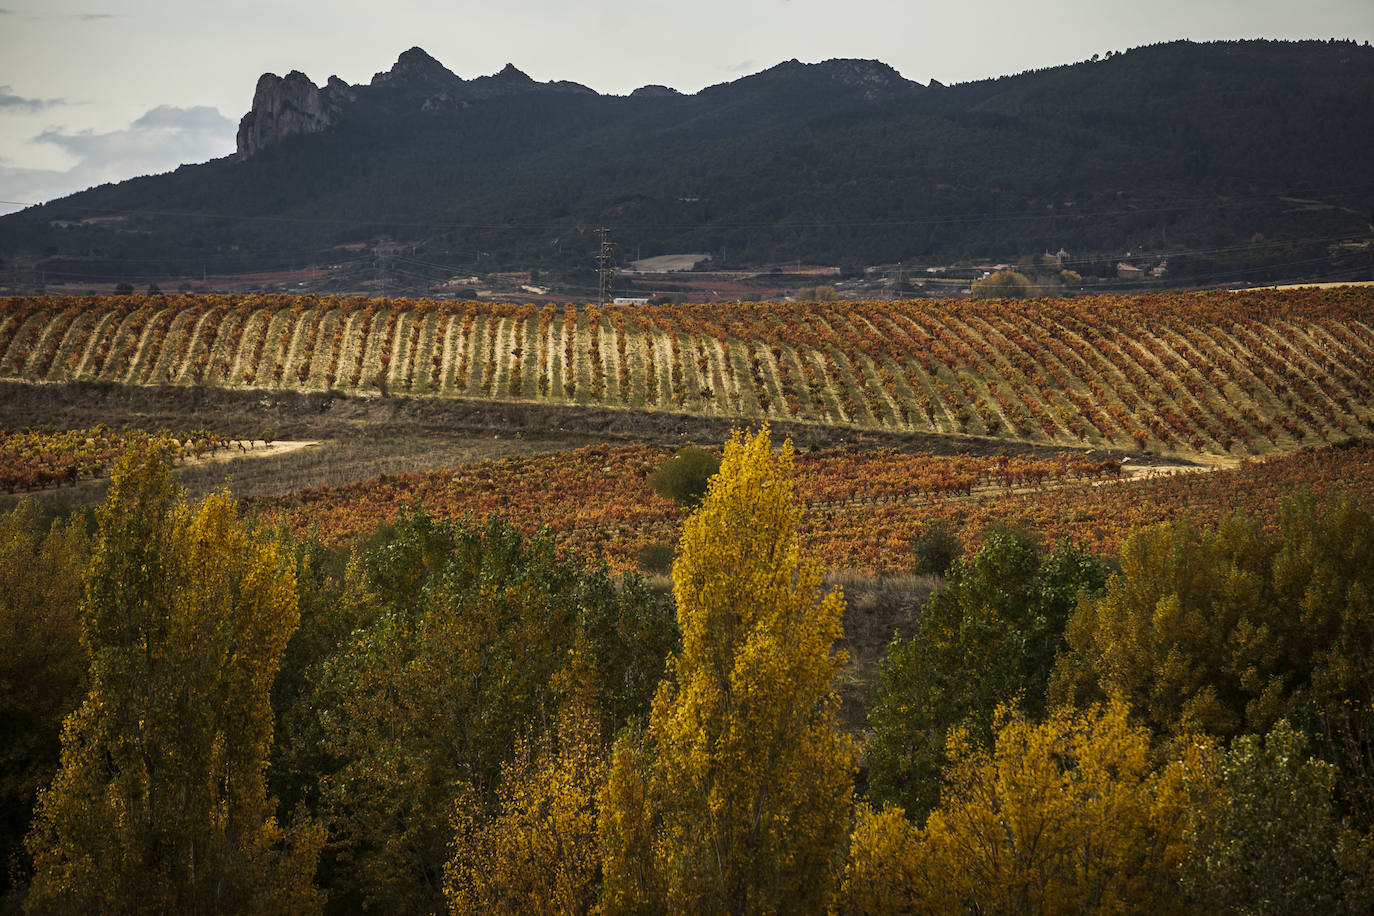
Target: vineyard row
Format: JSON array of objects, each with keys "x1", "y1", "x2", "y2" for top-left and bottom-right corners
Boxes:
[{"x1": 2, "y1": 288, "x2": 1372, "y2": 456}]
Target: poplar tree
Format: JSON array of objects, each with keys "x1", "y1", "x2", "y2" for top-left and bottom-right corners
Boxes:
[
  {"x1": 25, "y1": 444, "x2": 322, "y2": 914},
  {"x1": 600, "y1": 426, "x2": 856, "y2": 914},
  {"x1": 840, "y1": 703, "x2": 1196, "y2": 914},
  {"x1": 0, "y1": 503, "x2": 89, "y2": 903}
]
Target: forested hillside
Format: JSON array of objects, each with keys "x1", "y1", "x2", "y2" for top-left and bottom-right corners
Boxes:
[{"x1": 2, "y1": 39, "x2": 1372, "y2": 286}]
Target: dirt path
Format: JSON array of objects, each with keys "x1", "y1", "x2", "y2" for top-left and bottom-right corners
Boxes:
[{"x1": 197, "y1": 439, "x2": 321, "y2": 464}]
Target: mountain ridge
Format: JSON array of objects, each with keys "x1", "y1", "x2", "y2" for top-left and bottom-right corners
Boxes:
[
  {"x1": 236, "y1": 47, "x2": 919, "y2": 158},
  {"x1": 4, "y1": 39, "x2": 1373, "y2": 291}
]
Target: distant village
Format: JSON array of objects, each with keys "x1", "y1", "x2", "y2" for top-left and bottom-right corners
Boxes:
[{"x1": 8, "y1": 237, "x2": 1182, "y2": 302}]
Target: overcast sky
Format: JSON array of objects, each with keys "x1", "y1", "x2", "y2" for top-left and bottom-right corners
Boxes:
[{"x1": 1, "y1": 0, "x2": 1371, "y2": 215}]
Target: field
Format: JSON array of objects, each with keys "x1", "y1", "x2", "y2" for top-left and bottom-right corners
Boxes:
[
  {"x1": 5, "y1": 288, "x2": 1368, "y2": 574},
  {"x1": 2, "y1": 285, "x2": 1371, "y2": 563},
  {"x1": 2, "y1": 287, "x2": 1372, "y2": 577},
  {"x1": 2, "y1": 287, "x2": 1372, "y2": 458},
  {"x1": 246, "y1": 439, "x2": 1374, "y2": 574}
]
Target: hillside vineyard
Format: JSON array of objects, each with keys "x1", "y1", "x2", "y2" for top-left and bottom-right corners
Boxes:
[{"x1": 2, "y1": 287, "x2": 1372, "y2": 456}]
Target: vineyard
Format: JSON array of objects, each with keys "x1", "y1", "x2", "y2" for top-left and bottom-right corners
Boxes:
[
  {"x1": 255, "y1": 440, "x2": 1374, "y2": 573},
  {"x1": 3, "y1": 287, "x2": 1373, "y2": 457},
  {"x1": 0, "y1": 426, "x2": 234, "y2": 494}
]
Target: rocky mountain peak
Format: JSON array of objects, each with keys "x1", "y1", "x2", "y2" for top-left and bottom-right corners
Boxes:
[
  {"x1": 236, "y1": 70, "x2": 340, "y2": 160},
  {"x1": 494, "y1": 62, "x2": 532, "y2": 82},
  {"x1": 235, "y1": 49, "x2": 917, "y2": 161},
  {"x1": 811, "y1": 58, "x2": 924, "y2": 99},
  {"x1": 371, "y1": 46, "x2": 462, "y2": 90}
]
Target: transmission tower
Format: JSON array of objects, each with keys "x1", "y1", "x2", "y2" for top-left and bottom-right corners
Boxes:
[{"x1": 597, "y1": 227, "x2": 615, "y2": 305}]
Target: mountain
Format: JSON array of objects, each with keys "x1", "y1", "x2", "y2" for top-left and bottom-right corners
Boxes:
[{"x1": 2, "y1": 39, "x2": 1373, "y2": 290}]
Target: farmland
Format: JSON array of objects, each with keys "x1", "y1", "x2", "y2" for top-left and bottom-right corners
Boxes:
[
  {"x1": 2, "y1": 287, "x2": 1372, "y2": 458},
  {"x1": 2, "y1": 286, "x2": 1372, "y2": 572},
  {"x1": 251, "y1": 439, "x2": 1374, "y2": 574},
  {"x1": 5, "y1": 286, "x2": 1374, "y2": 913}
]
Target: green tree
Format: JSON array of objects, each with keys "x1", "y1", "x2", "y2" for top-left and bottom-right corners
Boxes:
[
  {"x1": 1181, "y1": 721, "x2": 1374, "y2": 915},
  {"x1": 1271, "y1": 493, "x2": 1374, "y2": 823},
  {"x1": 266, "y1": 532, "x2": 348, "y2": 822},
  {"x1": 600, "y1": 426, "x2": 856, "y2": 914},
  {"x1": 1051, "y1": 494, "x2": 1374, "y2": 825},
  {"x1": 0, "y1": 503, "x2": 90, "y2": 906},
  {"x1": 867, "y1": 533, "x2": 1108, "y2": 818},
  {"x1": 907, "y1": 521, "x2": 961, "y2": 576},
  {"x1": 25, "y1": 445, "x2": 323, "y2": 914},
  {"x1": 566, "y1": 566, "x2": 677, "y2": 733},
  {"x1": 970, "y1": 269, "x2": 1032, "y2": 299},
  {"x1": 646, "y1": 445, "x2": 720, "y2": 509},
  {"x1": 314, "y1": 509, "x2": 673, "y2": 913}
]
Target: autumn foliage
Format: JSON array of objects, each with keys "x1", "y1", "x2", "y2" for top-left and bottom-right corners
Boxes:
[
  {"x1": 3, "y1": 426, "x2": 1374, "y2": 912},
  {"x1": 600, "y1": 427, "x2": 856, "y2": 913},
  {"x1": 24, "y1": 444, "x2": 324, "y2": 914}
]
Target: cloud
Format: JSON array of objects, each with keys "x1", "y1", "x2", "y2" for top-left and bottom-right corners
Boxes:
[
  {"x1": 131, "y1": 105, "x2": 231, "y2": 131},
  {"x1": 76, "y1": 13, "x2": 117, "y2": 20},
  {"x1": 0, "y1": 164, "x2": 70, "y2": 214},
  {"x1": 0, "y1": 105, "x2": 236, "y2": 214},
  {"x1": 0, "y1": 86, "x2": 63, "y2": 111},
  {"x1": 35, "y1": 105, "x2": 235, "y2": 165}
]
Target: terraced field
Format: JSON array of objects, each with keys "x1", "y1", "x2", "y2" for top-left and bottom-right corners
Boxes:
[{"x1": 2, "y1": 287, "x2": 1372, "y2": 458}]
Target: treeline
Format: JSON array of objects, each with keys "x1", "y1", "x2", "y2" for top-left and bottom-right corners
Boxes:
[{"x1": 3, "y1": 429, "x2": 1373, "y2": 913}]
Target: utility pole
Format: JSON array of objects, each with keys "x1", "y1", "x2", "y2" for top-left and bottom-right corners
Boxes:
[{"x1": 597, "y1": 227, "x2": 614, "y2": 305}]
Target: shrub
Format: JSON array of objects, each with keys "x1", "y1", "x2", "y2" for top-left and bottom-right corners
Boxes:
[
  {"x1": 634, "y1": 541, "x2": 674, "y2": 575},
  {"x1": 646, "y1": 446, "x2": 719, "y2": 508},
  {"x1": 908, "y1": 522, "x2": 961, "y2": 576}
]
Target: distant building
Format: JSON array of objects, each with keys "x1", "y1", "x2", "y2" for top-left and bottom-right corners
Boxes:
[
  {"x1": 1150, "y1": 259, "x2": 1169, "y2": 278},
  {"x1": 1117, "y1": 262, "x2": 1145, "y2": 280}
]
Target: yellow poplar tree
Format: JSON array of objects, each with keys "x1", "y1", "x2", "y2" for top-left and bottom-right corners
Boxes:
[
  {"x1": 838, "y1": 702, "x2": 1196, "y2": 915},
  {"x1": 444, "y1": 707, "x2": 605, "y2": 915},
  {"x1": 600, "y1": 426, "x2": 856, "y2": 914},
  {"x1": 25, "y1": 444, "x2": 323, "y2": 914}
]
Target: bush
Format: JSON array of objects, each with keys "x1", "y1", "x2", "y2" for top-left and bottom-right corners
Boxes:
[
  {"x1": 795, "y1": 284, "x2": 838, "y2": 301},
  {"x1": 646, "y1": 446, "x2": 720, "y2": 508},
  {"x1": 635, "y1": 541, "x2": 674, "y2": 575},
  {"x1": 909, "y1": 522, "x2": 961, "y2": 576}
]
